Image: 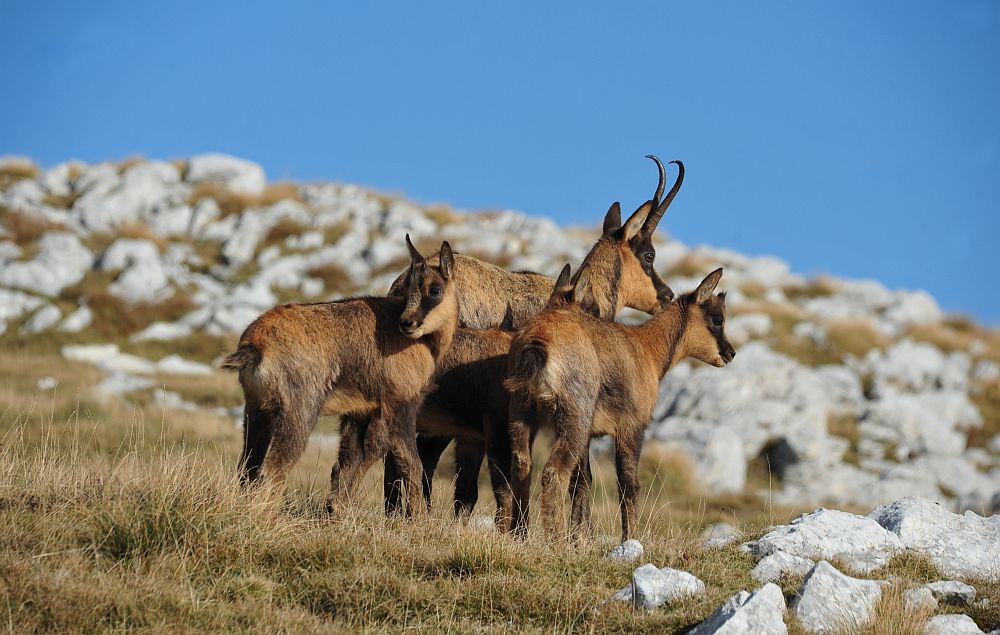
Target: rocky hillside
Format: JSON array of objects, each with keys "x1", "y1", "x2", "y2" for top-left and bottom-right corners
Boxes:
[{"x1": 1, "y1": 153, "x2": 998, "y2": 516}]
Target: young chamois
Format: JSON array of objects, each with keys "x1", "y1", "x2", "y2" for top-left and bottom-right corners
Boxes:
[
  {"x1": 382, "y1": 158, "x2": 686, "y2": 522},
  {"x1": 505, "y1": 266, "x2": 736, "y2": 540},
  {"x1": 221, "y1": 235, "x2": 459, "y2": 516}
]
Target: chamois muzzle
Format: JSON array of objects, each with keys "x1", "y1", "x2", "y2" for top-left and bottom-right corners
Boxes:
[
  {"x1": 721, "y1": 343, "x2": 736, "y2": 364},
  {"x1": 399, "y1": 317, "x2": 421, "y2": 337}
]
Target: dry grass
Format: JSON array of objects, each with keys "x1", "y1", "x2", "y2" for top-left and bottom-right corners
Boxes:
[
  {"x1": 187, "y1": 181, "x2": 304, "y2": 219},
  {"x1": 1, "y1": 346, "x2": 997, "y2": 633},
  {"x1": 827, "y1": 413, "x2": 861, "y2": 465},
  {"x1": 669, "y1": 252, "x2": 717, "y2": 278},
  {"x1": 262, "y1": 217, "x2": 312, "y2": 247},
  {"x1": 115, "y1": 155, "x2": 146, "y2": 174},
  {"x1": 60, "y1": 272, "x2": 194, "y2": 338},
  {"x1": 783, "y1": 275, "x2": 840, "y2": 301},
  {"x1": 738, "y1": 279, "x2": 767, "y2": 300},
  {"x1": 968, "y1": 379, "x2": 1000, "y2": 449},
  {"x1": 0, "y1": 160, "x2": 38, "y2": 190},
  {"x1": 773, "y1": 318, "x2": 890, "y2": 367},
  {"x1": 0, "y1": 207, "x2": 64, "y2": 245},
  {"x1": 424, "y1": 203, "x2": 463, "y2": 226},
  {"x1": 117, "y1": 220, "x2": 169, "y2": 251}
]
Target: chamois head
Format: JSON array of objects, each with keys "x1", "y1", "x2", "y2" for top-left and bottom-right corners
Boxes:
[
  {"x1": 679, "y1": 268, "x2": 736, "y2": 368},
  {"x1": 577, "y1": 156, "x2": 684, "y2": 317},
  {"x1": 398, "y1": 235, "x2": 457, "y2": 339}
]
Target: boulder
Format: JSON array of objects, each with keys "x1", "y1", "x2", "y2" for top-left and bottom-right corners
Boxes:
[
  {"x1": 0, "y1": 288, "x2": 45, "y2": 333},
  {"x1": 791, "y1": 561, "x2": 882, "y2": 634},
  {"x1": 156, "y1": 355, "x2": 213, "y2": 376},
  {"x1": 130, "y1": 321, "x2": 193, "y2": 342},
  {"x1": 859, "y1": 390, "x2": 982, "y2": 458},
  {"x1": 922, "y1": 580, "x2": 976, "y2": 606},
  {"x1": 884, "y1": 289, "x2": 942, "y2": 327},
  {"x1": 741, "y1": 508, "x2": 903, "y2": 573},
  {"x1": 185, "y1": 153, "x2": 266, "y2": 194},
  {"x1": 863, "y1": 339, "x2": 970, "y2": 395},
  {"x1": 902, "y1": 587, "x2": 937, "y2": 612},
  {"x1": 690, "y1": 583, "x2": 787, "y2": 635},
  {"x1": 21, "y1": 304, "x2": 61, "y2": 334},
  {"x1": 58, "y1": 305, "x2": 93, "y2": 333},
  {"x1": 868, "y1": 496, "x2": 1000, "y2": 581},
  {"x1": 649, "y1": 417, "x2": 748, "y2": 493},
  {"x1": 751, "y1": 552, "x2": 815, "y2": 584},
  {"x1": 97, "y1": 372, "x2": 154, "y2": 397},
  {"x1": 62, "y1": 344, "x2": 121, "y2": 365},
  {"x1": 702, "y1": 522, "x2": 741, "y2": 548}
]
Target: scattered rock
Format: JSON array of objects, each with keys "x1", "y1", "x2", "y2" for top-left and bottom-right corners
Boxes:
[
  {"x1": 97, "y1": 372, "x2": 154, "y2": 397},
  {"x1": 130, "y1": 321, "x2": 193, "y2": 342},
  {"x1": 36, "y1": 376, "x2": 58, "y2": 391},
  {"x1": 630, "y1": 564, "x2": 705, "y2": 610},
  {"x1": 741, "y1": 508, "x2": 903, "y2": 573},
  {"x1": 20, "y1": 304, "x2": 61, "y2": 334},
  {"x1": 608, "y1": 539, "x2": 644, "y2": 562},
  {"x1": 156, "y1": 355, "x2": 213, "y2": 376},
  {"x1": 903, "y1": 587, "x2": 937, "y2": 612},
  {"x1": 791, "y1": 561, "x2": 882, "y2": 634},
  {"x1": 751, "y1": 551, "x2": 815, "y2": 584},
  {"x1": 702, "y1": 522, "x2": 741, "y2": 548},
  {"x1": 923, "y1": 614, "x2": 984, "y2": 635},
  {"x1": 59, "y1": 305, "x2": 93, "y2": 332},
  {"x1": 0, "y1": 232, "x2": 93, "y2": 296},
  {"x1": 186, "y1": 153, "x2": 266, "y2": 194},
  {"x1": 922, "y1": 580, "x2": 977, "y2": 606},
  {"x1": 868, "y1": 497, "x2": 1000, "y2": 581},
  {"x1": 690, "y1": 583, "x2": 787, "y2": 635}
]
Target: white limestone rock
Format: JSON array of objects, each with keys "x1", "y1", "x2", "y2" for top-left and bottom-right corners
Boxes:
[
  {"x1": 863, "y1": 339, "x2": 970, "y2": 395},
  {"x1": 0, "y1": 288, "x2": 45, "y2": 333},
  {"x1": 791, "y1": 561, "x2": 882, "y2": 634},
  {"x1": 649, "y1": 417, "x2": 748, "y2": 493},
  {"x1": 186, "y1": 153, "x2": 266, "y2": 194},
  {"x1": 21, "y1": 304, "x2": 61, "y2": 334},
  {"x1": 741, "y1": 508, "x2": 903, "y2": 574},
  {"x1": 859, "y1": 390, "x2": 982, "y2": 458},
  {"x1": 922, "y1": 580, "x2": 976, "y2": 606},
  {"x1": 751, "y1": 551, "x2": 815, "y2": 584},
  {"x1": 903, "y1": 587, "x2": 937, "y2": 612},
  {"x1": 0, "y1": 232, "x2": 93, "y2": 296},
  {"x1": 868, "y1": 496, "x2": 1000, "y2": 581},
  {"x1": 62, "y1": 344, "x2": 121, "y2": 365},
  {"x1": 97, "y1": 372, "x2": 154, "y2": 397},
  {"x1": 156, "y1": 355, "x2": 213, "y2": 376},
  {"x1": 702, "y1": 522, "x2": 741, "y2": 548},
  {"x1": 130, "y1": 321, "x2": 193, "y2": 342},
  {"x1": 884, "y1": 289, "x2": 942, "y2": 327},
  {"x1": 630, "y1": 564, "x2": 706, "y2": 610},
  {"x1": 58, "y1": 305, "x2": 93, "y2": 332},
  {"x1": 607, "y1": 539, "x2": 644, "y2": 562},
  {"x1": 690, "y1": 583, "x2": 787, "y2": 635},
  {"x1": 923, "y1": 614, "x2": 985, "y2": 635}
]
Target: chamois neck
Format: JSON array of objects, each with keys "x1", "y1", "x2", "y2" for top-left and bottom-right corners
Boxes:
[{"x1": 638, "y1": 301, "x2": 688, "y2": 378}]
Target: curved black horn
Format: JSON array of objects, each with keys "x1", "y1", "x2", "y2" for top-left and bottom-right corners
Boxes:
[
  {"x1": 645, "y1": 154, "x2": 666, "y2": 205},
  {"x1": 641, "y1": 159, "x2": 684, "y2": 235}
]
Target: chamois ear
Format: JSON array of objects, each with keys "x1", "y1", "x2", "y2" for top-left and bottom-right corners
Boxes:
[
  {"x1": 622, "y1": 200, "x2": 652, "y2": 241},
  {"x1": 572, "y1": 268, "x2": 594, "y2": 305},
  {"x1": 405, "y1": 234, "x2": 424, "y2": 265},
  {"x1": 553, "y1": 263, "x2": 573, "y2": 292},
  {"x1": 602, "y1": 202, "x2": 622, "y2": 237},
  {"x1": 694, "y1": 268, "x2": 723, "y2": 304},
  {"x1": 438, "y1": 241, "x2": 455, "y2": 280}
]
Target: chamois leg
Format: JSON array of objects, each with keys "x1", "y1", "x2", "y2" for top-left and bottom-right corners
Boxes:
[
  {"x1": 239, "y1": 397, "x2": 273, "y2": 488},
  {"x1": 383, "y1": 448, "x2": 403, "y2": 516},
  {"x1": 261, "y1": 398, "x2": 321, "y2": 488},
  {"x1": 539, "y1": 407, "x2": 590, "y2": 539},
  {"x1": 453, "y1": 439, "x2": 484, "y2": 519},
  {"x1": 508, "y1": 393, "x2": 535, "y2": 536},
  {"x1": 568, "y1": 448, "x2": 594, "y2": 538},
  {"x1": 485, "y1": 414, "x2": 514, "y2": 531},
  {"x1": 418, "y1": 435, "x2": 452, "y2": 510},
  {"x1": 614, "y1": 429, "x2": 644, "y2": 541},
  {"x1": 385, "y1": 402, "x2": 424, "y2": 516},
  {"x1": 329, "y1": 415, "x2": 367, "y2": 511}
]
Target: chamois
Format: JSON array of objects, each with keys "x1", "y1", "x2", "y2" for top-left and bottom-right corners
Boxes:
[
  {"x1": 506, "y1": 267, "x2": 736, "y2": 540},
  {"x1": 221, "y1": 235, "x2": 459, "y2": 516},
  {"x1": 382, "y1": 158, "x2": 686, "y2": 521}
]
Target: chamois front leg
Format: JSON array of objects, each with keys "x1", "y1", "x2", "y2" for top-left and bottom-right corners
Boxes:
[
  {"x1": 484, "y1": 414, "x2": 515, "y2": 532},
  {"x1": 328, "y1": 415, "x2": 367, "y2": 512},
  {"x1": 453, "y1": 439, "x2": 485, "y2": 518},
  {"x1": 418, "y1": 435, "x2": 452, "y2": 510},
  {"x1": 614, "y1": 428, "x2": 644, "y2": 542},
  {"x1": 327, "y1": 411, "x2": 392, "y2": 513},
  {"x1": 385, "y1": 402, "x2": 425, "y2": 517},
  {"x1": 539, "y1": 407, "x2": 591, "y2": 539},
  {"x1": 568, "y1": 448, "x2": 594, "y2": 538}
]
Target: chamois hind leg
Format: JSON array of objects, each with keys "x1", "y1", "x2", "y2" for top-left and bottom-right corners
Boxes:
[
  {"x1": 485, "y1": 414, "x2": 514, "y2": 531},
  {"x1": 508, "y1": 392, "x2": 535, "y2": 537},
  {"x1": 261, "y1": 397, "x2": 322, "y2": 489},
  {"x1": 328, "y1": 409, "x2": 396, "y2": 511},
  {"x1": 239, "y1": 396, "x2": 273, "y2": 488},
  {"x1": 453, "y1": 439, "x2": 485, "y2": 519},
  {"x1": 383, "y1": 451, "x2": 403, "y2": 516},
  {"x1": 328, "y1": 414, "x2": 369, "y2": 513},
  {"x1": 569, "y1": 447, "x2": 594, "y2": 538},
  {"x1": 614, "y1": 428, "x2": 644, "y2": 542},
  {"x1": 539, "y1": 404, "x2": 592, "y2": 539}
]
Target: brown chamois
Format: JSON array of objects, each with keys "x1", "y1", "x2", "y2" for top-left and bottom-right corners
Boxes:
[
  {"x1": 382, "y1": 158, "x2": 686, "y2": 521},
  {"x1": 505, "y1": 266, "x2": 736, "y2": 540},
  {"x1": 221, "y1": 235, "x2": 459, "y2": 516}
]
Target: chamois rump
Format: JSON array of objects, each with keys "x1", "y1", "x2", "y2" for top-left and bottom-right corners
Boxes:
[
  {"x1": 505, "y1": 266, "x2": 736, "y2": 540},
  {"x1": 221, "y1": 235, "x2": 459, "y2": 516},
  {"x1": 383, "y1": 157, "x2": 686, "y2": 523}
]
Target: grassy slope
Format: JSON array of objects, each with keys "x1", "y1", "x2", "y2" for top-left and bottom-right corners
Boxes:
[{"x1": 0, "y1": 345, "x2": 998, "y2": 634}]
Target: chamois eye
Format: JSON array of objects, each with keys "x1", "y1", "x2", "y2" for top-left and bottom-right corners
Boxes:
[
  {"x1": 643, "y1": 253, "x2": 654, "y2": 264},
  {"x1": 429, "y1": 285, "x2": 442, "y2": 298},
  {"x1": 712, "y1": 315, "x2": 724, "y2": 327}
]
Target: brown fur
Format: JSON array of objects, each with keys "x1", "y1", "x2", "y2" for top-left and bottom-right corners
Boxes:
[
  {"x1": 505, "y1": 267, "x2": 736, "y2": 540},
  {"x1": 221, "y1": 236, "x2": 458, "y2": 516}
]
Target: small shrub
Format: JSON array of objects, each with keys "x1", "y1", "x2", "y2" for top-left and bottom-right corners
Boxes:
[
  {"x1": 0, "y1": 161, "x2": 38, "y2": 190},
  {"x1": 0, "y1": 207, "x2": 63, "y2": 245},
  {"x1": 118, "y1": 221, "x2": 168, "y2": 251},
  {"x1": 262, "y1": 218, "x2": 311, "y2": 247}
]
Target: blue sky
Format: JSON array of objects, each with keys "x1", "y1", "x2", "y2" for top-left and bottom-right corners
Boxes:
[{"x1": 3, "y1": 2, "x2": 998, "y2": 322}]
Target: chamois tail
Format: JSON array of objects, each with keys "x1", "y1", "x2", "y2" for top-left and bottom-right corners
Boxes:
[
  {"x1": 505, "y1": 339, "x2": 550, "y2": 397},
  {"x1": 220, "y1": 345, "x2": 261, "y2": 373}
]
